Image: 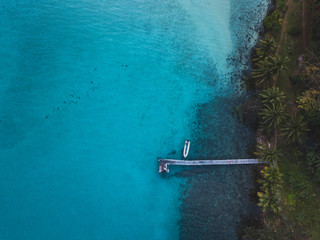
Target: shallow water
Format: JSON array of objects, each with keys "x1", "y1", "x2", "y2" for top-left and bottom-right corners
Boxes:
[{"x1": 0, "y1": 0, "x2": 269, "y2": 239}]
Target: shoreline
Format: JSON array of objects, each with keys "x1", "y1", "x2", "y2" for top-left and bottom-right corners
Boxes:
[
  {"x1": 239, "y1": 0, "x2": 320, "y2": 238},
  {"x1": 178, "y1": 0, "x2": 272, "y2": 239}
]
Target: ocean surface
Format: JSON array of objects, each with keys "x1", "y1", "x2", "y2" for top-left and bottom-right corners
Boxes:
[{"x1": 0, "y1": 0, "x2": 269, "y2": 239}]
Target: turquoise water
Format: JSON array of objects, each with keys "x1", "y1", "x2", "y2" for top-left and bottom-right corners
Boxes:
[{"x1": 0, "y1": 1, "x2": 269, "y2": 239}]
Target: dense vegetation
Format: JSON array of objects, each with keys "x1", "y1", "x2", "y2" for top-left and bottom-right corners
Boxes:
[{"x1": 238, "y1": 0, "x2": 320, "y2": 239}]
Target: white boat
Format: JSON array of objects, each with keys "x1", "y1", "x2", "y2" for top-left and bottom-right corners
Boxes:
[{"x1": 183, "y1": 140, "x2": 190, "y2": 158}]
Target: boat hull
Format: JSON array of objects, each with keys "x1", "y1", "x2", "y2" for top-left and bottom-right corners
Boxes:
[{"x1": 183, "y1": 140, "x2": 190, "y2": 158}]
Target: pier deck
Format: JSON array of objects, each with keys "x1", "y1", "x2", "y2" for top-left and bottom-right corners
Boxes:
[{"x1": 158, "y1": 158, "x2": 260, "y2": 173}]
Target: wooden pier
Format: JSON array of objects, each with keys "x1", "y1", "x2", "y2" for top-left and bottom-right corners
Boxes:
[{"x1": 158, "y1": 158, "x2": 260, "y2": 173}]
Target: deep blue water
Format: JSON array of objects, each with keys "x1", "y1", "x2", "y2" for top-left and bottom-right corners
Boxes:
[{"x1": 0, "y1": 1, "x2": 269, "y2": 239}]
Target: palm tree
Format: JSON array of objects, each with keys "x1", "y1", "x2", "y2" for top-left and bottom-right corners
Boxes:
[
  {"x1": 258, "y1": 166, "x2": 283, "y2": 190},
  {"x1": 252, "y1": 55, "x2": 289, "y2": 86},
  {"x1": 267, "y1": 55, "x2": 289, "y2": 86},
  {"x1": 258, "y1": 166, "x2": 282, "y2": 213},
  {"x1": 255, "y1": 143, "x2": 282, "y2": 165},
  {"x1": 259, "y1": 87, "x2": 286, "y2": 104},
  {"x1": 257, "y1": 188, "x2": 281, "y2": 213},
  {"x1": 306, "y1": 151, "x2": 320, "y2": 174},
  {"x1": 259, "y1": 103, "x2": 287, "y2": 130},
  {"x1": 281, "y1": 114, "x2": 309, "y2": 143},
  {"x1": 253, "y1": 37, "x2": 276, "y2": 63},
  {"x1": 259, "y1": 103, "x2": 287, "y2": 146},
  {"x1": 252, "y1": 57, "x2": 271, "y2": 85}
]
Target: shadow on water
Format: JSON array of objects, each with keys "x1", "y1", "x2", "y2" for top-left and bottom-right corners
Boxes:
[{"x1": 176, "y1": 96, "x2": 260, "y2": 240}]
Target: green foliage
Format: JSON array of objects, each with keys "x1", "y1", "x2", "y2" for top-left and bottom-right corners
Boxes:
[
  {"x1": 257, "y1": 165, "x2": 282, "y2": 213},
  {"x1": 306, "y1": 150, "x2": 320, "y2": 183},
  {"x1": 258, "y1": 166, "x2": 283, "y2": 192},
  {"x1": 283, "y1": 170, "x2": 312, "y2": 200},
  {"x1": 243, "y1": 221, "x2": 303, "y2": 240},
  {"x1": 297, "y1": 88, "x2": 320, "y2": 112},
  {"x1": 285, "y1": 193, "x2": 297, "y2": 209},
  {"x1": 267, "y1": 55, "x2": 289, "y2": 79},
  {"x1": 306, "y1": 151, "x2": 320, "y2": 171},
  {"x1": 281, "y1": 114, "x2": 309, "y2": 143},
  {"x1": 244, "y1": 1, "x2": 320, "y2": 239},
  {"x1": 259, "y1": 103, "x2": 287, "y2": 130},
  {"x1": 252, "y1": 58, "x2": 273, "y2": 85},
  {"x1": 297, "y1": 89, "x2": 320, "y2": 128},
  {"x1": 299, "y1": 51, "x2": 320, "y2": 88},
  {"x1": 264, "y1": 10, "x2": 282, "y2": 32},
  {"x1": 278, "y1": 0, "x2": 286, "y2": 12},
  {"x1": 257, "y1": 188, "x2": 281, "y2": 213},
  {"x1": 243, "y1": 221, "x2": 307, "y2": 240},
  {"x1": 255, "y1": 143, "x2": 283, "y2": 165},
  {"x1": 252, "y1": 55, "x2": 289, "y2": 86},
  {"x1": 259, "y1": 87, "x2": 286, "y2": 104},
  {"x1": 253, "y1": 38, "x2": 276, "y2": 63}
]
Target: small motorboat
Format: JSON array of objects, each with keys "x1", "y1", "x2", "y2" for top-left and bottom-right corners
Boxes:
[{"x1": 183, "y1": 140, "x2": 190, "y2": 159}]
